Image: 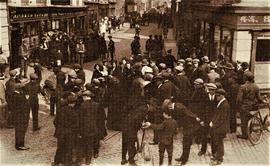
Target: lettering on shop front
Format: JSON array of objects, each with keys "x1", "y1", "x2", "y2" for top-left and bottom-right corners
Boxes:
[{"x1": 239, "y1": 15, "x2": 270, "y2": 24}]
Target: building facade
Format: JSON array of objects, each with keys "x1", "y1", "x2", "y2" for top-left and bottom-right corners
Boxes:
[
  {"x1": 7, "y1": 0, "x2": 88, "y2": 69},
  {"x1": 0, "y1": 0, "x2": 9, "y2": 63},
  {"x1": 175, "y1": 0, "x2": 270, "y2": 91}
]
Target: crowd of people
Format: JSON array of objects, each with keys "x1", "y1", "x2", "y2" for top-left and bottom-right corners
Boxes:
[{"x1": 0, "y1": 23, "x2": 265, "y2": 166}]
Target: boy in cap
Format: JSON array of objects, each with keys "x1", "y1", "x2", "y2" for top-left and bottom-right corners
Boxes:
[
  {"x1": 209, "y1": 89, "x2": 229, "y2": 165},
  {"x1": 143, "y1": 109, "x2": 178, "y2": 166}
]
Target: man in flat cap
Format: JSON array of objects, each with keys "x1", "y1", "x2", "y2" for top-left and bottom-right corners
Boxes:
[
  {"x1": 131, "y1": 35, "x2": 141, "y2": 57},
  {"x1": 197, "y1": 83, "x2": 218, "y2": 156},
  {"x1": 24, "y1": 73, "x2": 46, "y2": 131},
  {"x1": 190, "y1": 58, "x2": 200, "y2": 84},
  {"x1": 145, "y1": 35, "x2": 154, "y2": 56},
  {"x1": 209, "y1": 88, "x2": 229, "y2": 165},
  {"x1": 5, "y1": 70, "x2": 20, "y2": 128},
  {"x1": 13, "y1": 83, "x2": 30, "y2": 150},
  {"x1": 236, "y1": 72, "x2": 263, "y2": 139},
  {"x1": 54, "y1": 93, "x2": 79, "y2": 165},
  {"x1": 173, "y1": 65, "x2": 192, "y2": 106},
  {"x1": 77, "y1": 90, "x2": 98, "y2": 165},
  {"x1": 207, "y1": 61, "x2": 220, "y2": 83}
]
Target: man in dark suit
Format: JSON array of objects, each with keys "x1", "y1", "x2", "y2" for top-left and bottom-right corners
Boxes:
[
  {"x1": 77, "y1": 90, "x2": 98, "y2": 165},
  {"x1": 198, "y1": 83, "x2": 218, "y2": 156},
  {"x1": 13, "y1": 83, "x2": 30, "y2": 150},
  {"x1": 172, "y1": 65, "x2": 192, "y2": 106},
  {"x1": 209, "y1": 89, "x2": 229, "y2": 165},
  {"x1": 163, "y1": 49, "x2": 176, "y2": 70},
  {"x1": 54, "y1": 94, "x2": 79, "y2": 165},
  {"x1": 161, "y1": 100, "x2": 203, "y2": 165},
  {"x1": 236, "y1": 72, "x2": 263, "y2": 139},
  {"x1": 24, "y1": 73, "x2": 45, "y2": 131},
  {"x1": 108, "y1": 36, "x2": 115, "y2": 61},
  {"x1": 121, "y1": 99, "x2": 156, "y2": 166}
]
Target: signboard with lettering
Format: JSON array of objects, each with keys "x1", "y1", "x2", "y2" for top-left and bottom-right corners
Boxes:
[{"x1": 238, "y1": 15, "x2": 270, "y2": 25}]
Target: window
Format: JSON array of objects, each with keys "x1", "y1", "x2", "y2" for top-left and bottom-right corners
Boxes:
[
  {"x1": 256, "y1": 39, "x2": 270, "y2": 61},
  {"x1": 51, "y1": 0, "x2": 70, "y2": 5}
]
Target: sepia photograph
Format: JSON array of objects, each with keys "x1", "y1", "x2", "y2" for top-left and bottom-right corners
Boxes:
[{"x1": 0, "y1": 0, "x2": 269, "y2": 165}]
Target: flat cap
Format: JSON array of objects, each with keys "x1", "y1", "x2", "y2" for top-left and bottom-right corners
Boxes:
[
  {"x1": 206, "y1": 83, "x2": 217, "y2": 90},
  {"x1": 215, "y1": 89, "x2": 226, "y2": 96},
  {"x1": 185, "y1": 58, "x2": 192, "y2": 62},
  {"x1": 192, "y1": 58, "x2": 200, "y2": 63},
  {"x1": 174, "y1": 65, "x2": 184, "y2": 72},
  {"x1": 241, "y1": 62, "x2": 249, "y2": 68},
  {"x1": 159, "y1": 63, "x2": 167, "y2": 69},
  {"x1": 177, "y1": 59, "x2": 185, "y2": 64},
  {"x1": 68, "y1": 70, "x2": 77, "y2": 78},
  {"x1": 194, "y1": 78, "x2": 204, "y2": 85},
  {"x1": 209, "y1": 61, "x2": 217, "y2": 69}
]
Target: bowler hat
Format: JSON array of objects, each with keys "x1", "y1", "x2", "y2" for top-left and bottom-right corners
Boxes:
[
  {"x1": 209, "y1": 61, "x2": 217, "y2": 69},
  {"x1": 142, "y1": 59, "x2": 149, "y2": 66},
  {"x1": 202, "y1": 56, "x2": 210, "y2": 63},
  {"x1": 241, "y1": 62, "x2": 249, "y2": 68}
]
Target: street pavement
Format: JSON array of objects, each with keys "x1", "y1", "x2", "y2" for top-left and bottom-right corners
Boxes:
[{"x1": 0, "y1": 23, "x2": 269, "y2": 166}]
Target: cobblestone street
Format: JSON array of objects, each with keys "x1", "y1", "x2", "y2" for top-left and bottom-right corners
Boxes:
[{"x1": 0, "y1": 23, "x2": 269, "y2": 166}]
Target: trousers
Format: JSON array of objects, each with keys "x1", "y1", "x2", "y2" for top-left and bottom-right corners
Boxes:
[
  {"x1": 159, "y1": 143, "x2": 173, "y2": 165},
  {"x1": 122, "y1": 132, "x2": 137, "y2": 164}
]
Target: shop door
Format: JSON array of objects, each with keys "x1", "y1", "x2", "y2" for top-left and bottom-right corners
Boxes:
[{"x1": 10, "y1": 25, "x2": 22, "y2": 70}]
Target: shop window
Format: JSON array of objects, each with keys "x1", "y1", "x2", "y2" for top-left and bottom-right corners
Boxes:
[
  {"x1": 221, "y1": 27, "x2": 232, "y2": 60},
  {"x1": 256, "y1": 39, "x2": 270, "y2": 62},
  {"x1": 30, "y1": 22, "x2": 38, "y2": 36},
  {"x1": 214, "y1": 26, "x2": 221, "y2": 59}
]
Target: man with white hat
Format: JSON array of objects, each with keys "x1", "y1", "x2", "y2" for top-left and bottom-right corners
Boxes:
[
  {"x1": 207, "y1": 61, "x2": 220, "y2": 83},
  {"x1": 173, "y1": 65, "x2": 192, "y2": 106}
]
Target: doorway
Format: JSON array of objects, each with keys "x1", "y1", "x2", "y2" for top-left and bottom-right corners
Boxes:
[{"x1": 10, "y1": 24, "x2": 22, "y2": 70}]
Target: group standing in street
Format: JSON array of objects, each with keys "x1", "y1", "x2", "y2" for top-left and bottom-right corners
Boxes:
[{"x1": 0, "y1": 20, "x2": 266, "y2": 166}]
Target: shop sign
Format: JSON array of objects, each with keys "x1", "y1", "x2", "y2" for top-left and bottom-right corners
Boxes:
[
  {"x1": 238, "y1": 15, "x2": 270, "y2": 25},
  {"x1": 51, "y1": 11, "x2": 85, "y2": 17},
  {"x1": 10, "y1": 13, "x2": 49, "y2": 21}
]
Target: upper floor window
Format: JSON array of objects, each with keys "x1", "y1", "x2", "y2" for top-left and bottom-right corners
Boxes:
[{"x1": 51, "y1": 0, "x2": 70, "y2": 5}]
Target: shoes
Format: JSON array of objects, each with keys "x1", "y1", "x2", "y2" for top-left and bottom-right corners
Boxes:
[
  {"x1": 129, "y1": 162, "x2": 137, "y2": 166},
  {"x1": 237, "y1": 135, "x2": 248, "y2": 140},
  {"x1": 198, "y1": 151, "x2": 206, "y2": 156},
  {"x1": 148, "y1": 141, "x2": 158, "y2": 145},
  {"x1": 180, "y1": 161, "x2": 187, "y2": 165},
  {"x1": 175, "y1": 157, "x2": 182, "y2": 162},
  {"x1": 16, "y1": 146, "x2": 30, "y2": 150},
  {"x1": 212, "y1": 160, "x2": 223, "y2": 165},
  {"x1": 121, "y1": 159, "x2": 128, "y2": 165}
]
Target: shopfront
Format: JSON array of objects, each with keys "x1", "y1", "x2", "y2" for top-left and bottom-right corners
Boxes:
[
  {"x1": 178, "y1": 3, "x2": 270, "y2": 90},
  {"x1": 8, "y1": 6, "x2": 88, "y2": 69}
]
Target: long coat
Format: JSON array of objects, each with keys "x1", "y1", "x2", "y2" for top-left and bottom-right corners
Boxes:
[
  {"x1": 13, "y1": 91, "x2": 30, "y2": 132},
  {"x1": 122, "y1": 104, "x2": 148, "y2": 142},
  {"x1": 79, "y1": 100, "x2": 98, "y2": 137},
  {"x1": 210, "y1": 99, "x2": 230, "y2": 135}
]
